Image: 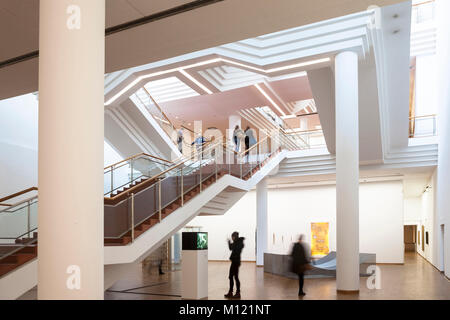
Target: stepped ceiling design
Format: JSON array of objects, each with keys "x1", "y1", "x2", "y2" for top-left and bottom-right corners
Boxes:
[
  {"x1": 104, "y1": 9, "x2": 384, "y2": 133},
  {"x1": 104, "y1": 1, "x2": 414, "y2": 164}
]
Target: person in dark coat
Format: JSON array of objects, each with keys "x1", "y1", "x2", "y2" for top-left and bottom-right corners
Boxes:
[
  {"x1": 290, "y1": 234, "x2": 310, "y2": 296},
  {"x1": 225, "y1": 231, "x2": 245, "y2": 299}
]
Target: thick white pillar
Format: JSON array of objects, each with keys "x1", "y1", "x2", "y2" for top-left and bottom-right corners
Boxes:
[
  {"x1": 256, "y1": 178, "x2": 268, "y2": 266},
  {"x1": 436, "y1": 0, "x2": 450, "y2": 278},
  {"x1": 335, "y1": 51, "x2": 360, "y2": 292},
  {"x1": 38, "y1": 0, "x2": 105, "y2": 299}
]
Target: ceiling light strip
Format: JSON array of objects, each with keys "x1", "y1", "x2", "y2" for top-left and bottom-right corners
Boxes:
[
  {"x1": 179, "y1": 69, "x2": 213, "y2": 94},
  {"x1": 105, "y1": 57, "x2": 330, "y2": 105},
  {"x1": 254, "y1": 83, "x2": 286, "y2": 117}
]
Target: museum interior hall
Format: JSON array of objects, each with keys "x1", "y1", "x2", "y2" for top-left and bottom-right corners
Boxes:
[{"x1": 0, "y1": 0, "x2": 449, "y2": 300}]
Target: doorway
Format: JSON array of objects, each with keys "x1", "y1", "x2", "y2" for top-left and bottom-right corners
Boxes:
[{"x1": 404, "y1": 225, "x2": 417, "y2": 252}]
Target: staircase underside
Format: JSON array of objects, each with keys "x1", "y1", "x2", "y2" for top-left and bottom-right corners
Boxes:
[{"x1": 0, "y1": 149, "x2": 284, "y2": 298}]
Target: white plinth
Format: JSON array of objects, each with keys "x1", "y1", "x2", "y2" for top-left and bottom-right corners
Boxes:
[{"x1": 181, "y1": 250, "x2": 208, "y2": 299}]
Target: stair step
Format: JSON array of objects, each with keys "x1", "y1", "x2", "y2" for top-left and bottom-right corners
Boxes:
[
  {"x1": 19, "y1": 246, "x2": 37, "y2": 255},
  {"x1": 0, "y1": 264, "x2": 17, "y2": 276},
  {"x1": 0, "y1": 255, "x2": 18, "y2": 264},
  {"x1": 15, "y1": 253, "x2": 36, "y2": 264},
  {"x1": 136, "y1": 223, "x2": 152, "y2": 232}
]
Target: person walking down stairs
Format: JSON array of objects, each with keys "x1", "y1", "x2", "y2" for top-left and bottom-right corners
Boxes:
[{"x1": 224, "y1": 231, "x2": 245, "y2": 299}]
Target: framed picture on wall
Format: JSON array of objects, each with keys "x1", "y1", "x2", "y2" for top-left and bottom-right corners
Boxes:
[{"x1": 310, "y1": 222, "x2": 329, "y2": 257}]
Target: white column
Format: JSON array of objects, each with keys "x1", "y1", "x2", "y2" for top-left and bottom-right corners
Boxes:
[
  {"x1": 38, "y1": 0, "x2": 105, "y2": 299},
  {"x1": 256, "y1": 178, "x2": 268, "y2": 266},
  {"x1": 335, "y1": 51, "x2": 360, "y2": 292},
  {"x1": 436, "y1": 0, "x2": 450, "y2": 277}
]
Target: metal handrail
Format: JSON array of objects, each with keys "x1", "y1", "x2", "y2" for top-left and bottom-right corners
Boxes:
[
  {"x1": 0, "y1": 187, "x2": 38, "y2": 205},
  {"x1": 0, "y1": 196, "x2": 38, "y2": 214},
  {"x1": 237, "y1": 136, "x2": 270, "y2": 157},
  {"x1": 0, "y1": 227, "x2": 38, "y2": 241},
  {"x1": 143, "y1": 87, "x2": 176, "y2": 129},
  {"x1": 104, "y1": 152, "x2": 172, "y2": 171},
  {"x1": 105, "y1": 142, "x2": 228, "y2": 239},
  {"x1": 409, "y1": 114, "x2": 437, "y2": 138},
  {"x1": 409, "y1": 114, "x2": 436, "y2": 120},
  {"x1": 104, "y1": 139, "x2": 226, "y2": 200},
  {"x1": 285, "y1": 128, "x2": 324, "y2": 134}
]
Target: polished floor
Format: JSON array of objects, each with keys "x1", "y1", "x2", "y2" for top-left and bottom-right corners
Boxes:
[
  {"x1": 103, "y1": 252, "x2": 450, "y2": 300},
  {"x1": 18, "y1": 252, "x2": 450, "y2": 300}
]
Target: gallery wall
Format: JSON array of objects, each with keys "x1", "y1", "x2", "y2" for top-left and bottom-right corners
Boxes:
[
  {"x1": 0, "y1": 94, "x2": 38, "y2": 198},
  {"x1": 416, "y1": 169, "x2": 442, "y2": 270},
  {"x1": 190, "y1": 180, "x2": 405, "y2": 264}
]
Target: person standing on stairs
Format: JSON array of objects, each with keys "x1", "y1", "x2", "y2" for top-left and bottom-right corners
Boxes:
[
  {"x1": 244, "y1": 126, "x2": 257, "y2": 162},
  {"x1": 232, "y1": 125, "x2": 244, "y2": 153},
  {"x1": 225, "y1": 231, "x2": 245, "y2": 299}
]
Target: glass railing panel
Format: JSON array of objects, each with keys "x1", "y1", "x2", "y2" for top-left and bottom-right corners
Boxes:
[
  {"x1": 104, "y1": 155, "x2": 173, "y2": 196},
  {"x1": 132, "y1": 157, "x2": 171, "y2": 180},
  {"x1": 410, "y1": 115, "x2": 437, "y2": 138},
  {"x1": 111, "y1": 162, "x2": 132, "y2": 193},
  {"x1": 0, "y1": 198, "x2": 38, "y2": 245}
]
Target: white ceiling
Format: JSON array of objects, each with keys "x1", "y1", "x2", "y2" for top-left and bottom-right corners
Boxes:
[
  {"x1": 0, "y1": 0, "x2": 406, "y2": 101},
  {"x1": 267, "y1": 165, "x2": 435, "y2": 196}
]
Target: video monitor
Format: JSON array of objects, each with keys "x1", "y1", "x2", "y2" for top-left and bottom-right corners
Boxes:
[{"x1": 182, "y1": 232, "x2": 208, "y2": 250}]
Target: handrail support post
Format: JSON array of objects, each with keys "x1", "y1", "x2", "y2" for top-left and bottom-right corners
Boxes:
[
  {"x1": 181, "y1": 167, "x2": 184, "y2": 206},
  {"x1": 159, "y1": 180, "x2": 162, "y2": 222},
  {"x1": 131, "y1": 193, "x2": 135, "y2": 242},
  {"x1": 27, "y1": 200, "x2": 30, "y2": 239}
]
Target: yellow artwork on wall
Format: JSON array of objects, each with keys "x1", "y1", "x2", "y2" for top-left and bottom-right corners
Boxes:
[{"x1": 311, "y1": 222, "x2": 329, "y2": 256}]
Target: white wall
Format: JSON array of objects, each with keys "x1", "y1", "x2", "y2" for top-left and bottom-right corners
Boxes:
[
  {"x1": 191, "y1": 192, "x2": 257, "y2": 262},
  {"x1": 104, "y1": 140, "x2": 123, "y2": 167},
  {"x1": 0, "y1": 94, "x2": 38, "y2": 198},
  {"x1": 416, "y1": 55, "x2": 438, "y2": 117},
  {"x1": 436, "y1": 0, "x2": 450, "y2": 278},
  {"x1": 416, "y1": 169, "x2": 441, "y2": 269},
  {"x1": 191, "y1": 180, "x2": 405, "y2": 264},
  {"x1": 0, "y1": 93, "x2": 124, "y2": 199},
  {"x1": 404, "y1": 196, "x2": 422, "y2": 225}
]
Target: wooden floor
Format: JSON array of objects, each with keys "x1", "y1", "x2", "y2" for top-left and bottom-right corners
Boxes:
[
  {"x1": 102, "y1": 252, "x2": 450, "y2": 300},
  {"x1": 18, "y1": 252, "x2": 450, "y2": 300}
]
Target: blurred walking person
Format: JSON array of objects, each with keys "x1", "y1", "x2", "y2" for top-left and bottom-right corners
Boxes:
[
  {"x1": 225, "y1": 232, "x2": 245, "y2": 299},
  {"x1": 232, "y1": 125, "x2": 244, "y2": 153},
  {"x1": 177, "y1": 128, "x2": 184, "y2": 153},
  {"x1": 244, "y1": 126, "x2": 257, "y2": 162},
  {"x1": 290, "y1": 234, "x2": 311, "y2": 296}
]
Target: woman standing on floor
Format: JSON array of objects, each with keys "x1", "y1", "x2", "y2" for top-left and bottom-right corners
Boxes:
[
  {"x1": 290, "y1": 234, "x2": 311, "y2": 296},
  {"x1": 225, "y1": 231, "x2": 245, "y2": 299}
]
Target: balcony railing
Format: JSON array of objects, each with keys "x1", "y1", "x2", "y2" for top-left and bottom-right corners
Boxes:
[
  {"x1": 409, "y1": 114, "x2": 437, "y2": 138},
  {"x1": 285, "y1": 129, "x2": 326, "y2": 149}
]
